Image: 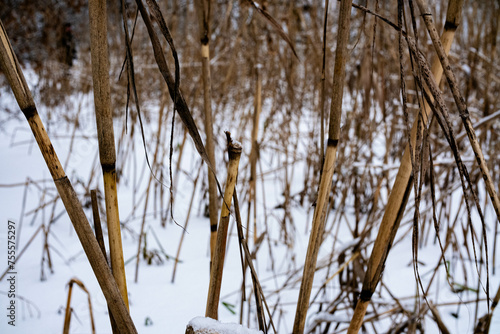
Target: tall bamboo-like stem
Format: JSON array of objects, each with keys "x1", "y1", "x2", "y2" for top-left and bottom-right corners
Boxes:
[
  {"x1": 488, "y1": 4, "x2": 499, "y2": 274},
  {"x1": 293, "y1": 1, "x2": 352, "y2": 332},
  {"x1": 0, "y1": 19, "x2": 137, "y2": 334},
  {"x1": 205, "y1": 134, "x2": 242, "y2": 320},
  {"x1": 249, "y1": 62, "x2": 262, "y2": 244},
  {"x1": 88, "y1": 0, "x2": 129, "y2": 308},
  {"x1": 241, "y1": 50, "x2": 262, "y2": 324},
  {"x1": 319, "y1": 0, "x2": 330, "y2": 165},
  {"x1": 194, "y1": 0, "x2": 218, "y2": 262},
  {"x1": 346, "y1": 1, "x2": 463, "y2": 333},
  {"x1": 415, "y1": 0, "x2": 500, "y2": 224}
]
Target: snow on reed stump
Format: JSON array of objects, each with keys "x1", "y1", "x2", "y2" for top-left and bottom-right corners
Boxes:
[{"x1": 185, "y1": 317, "x2": 263, "y2": 334}]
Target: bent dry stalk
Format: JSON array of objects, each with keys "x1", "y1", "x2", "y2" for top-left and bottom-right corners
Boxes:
[
  {"x1": 62, "y1": 278, "x2": 96, "y2": 334},
  {"x1": 0, "y1": 19, "x2": 137, "y2": 334},
  {"x1": 346, "y1": 1, "x2": 463, "y2": 333},
  {"x1": 88, "y1": 0, "x2": 129, "y2": 308},
  {"x1": 293, "y1": 0, "x2": 352, "y2": 333},
  {"x1": 205, "y1": 134, "x2": 242, "y2": 320},
  {"x1": 135, "y1": 0, "x2": 216, "y2": 176}
]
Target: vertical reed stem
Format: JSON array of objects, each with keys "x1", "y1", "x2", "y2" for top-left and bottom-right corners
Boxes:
[
  {"x1": 249, "y1": 63, "x2": 262, "y2": 244},
  {"x1": 320, "y1": 0, "x2": 330, "y2": 166},
  {"x1": 293, "y1": 1, "x2": 352, "y2": 332},
  {"x1": 194, "y1": 0, "x2": 219, "y2": 263},
  {"x1": 0, "y1": 18, "x2": 136, "y2": 334},
  {"x1": 205, "y1": 133, "x2": 242, "y2": 319},
  {"x1": 346, "y1": 1, "x2": 463, "y2": 333},
  {"x1": 88, "y1": 0, "x2": 129, "y2": 308}
]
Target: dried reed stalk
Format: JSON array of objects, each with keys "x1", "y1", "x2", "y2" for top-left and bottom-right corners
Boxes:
[
  {"x1": 248, "y1": 61, "x2": 262, "y2": 244},
  {"x1": 241, "y1": 43, "x2": 263, "y2": 324},
  {"x1": 62, "y1": 278, "x2": 96, "y2": 334},
  {"x1": 194, "y1": 0, "x2": 219, "y2": 264},
  {"x1": 88, "y1": 0, "x2": 129, "y2": 308},
  {"x1": 428, "y1": 301, "x2": 451, "y2": 334},
  {"x1": 293, "y1": 0, "x2": 352, "y2": 332},
  {"x1": 205, "y1": 133, "x2": 242, "y2": 319},
  {"x1": 135, "y1": 0, "x2": 216, "y2": 177},
  {"x1": 476, "y1": 283, "x2": 500, "y2": 332},
  {"x1": 91, "y1": 189, "x2": 118, "y2": 334},
  {"x1": 0, "y1": 18, "x2": 137, "y2": 334},
  {"x1": 62, "y1": 282, "x2": 74, "y2": 334},
  {"x1": 91, "y1": 190, "x2": 107, "y2": 262},
  {"x1": 346, "y1": 1, "x2": 463, "y2": 333},
  {"x1": 319, "y1": 0, "x2": 330, "y2": 165},
  {"x1": 415, "y1": 0, "x2": 500, "y2": 224}
]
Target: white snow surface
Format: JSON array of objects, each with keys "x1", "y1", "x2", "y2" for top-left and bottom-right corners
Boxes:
[{"x1": 188, "y1": 316, "x2": 263, "y2": 334}]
